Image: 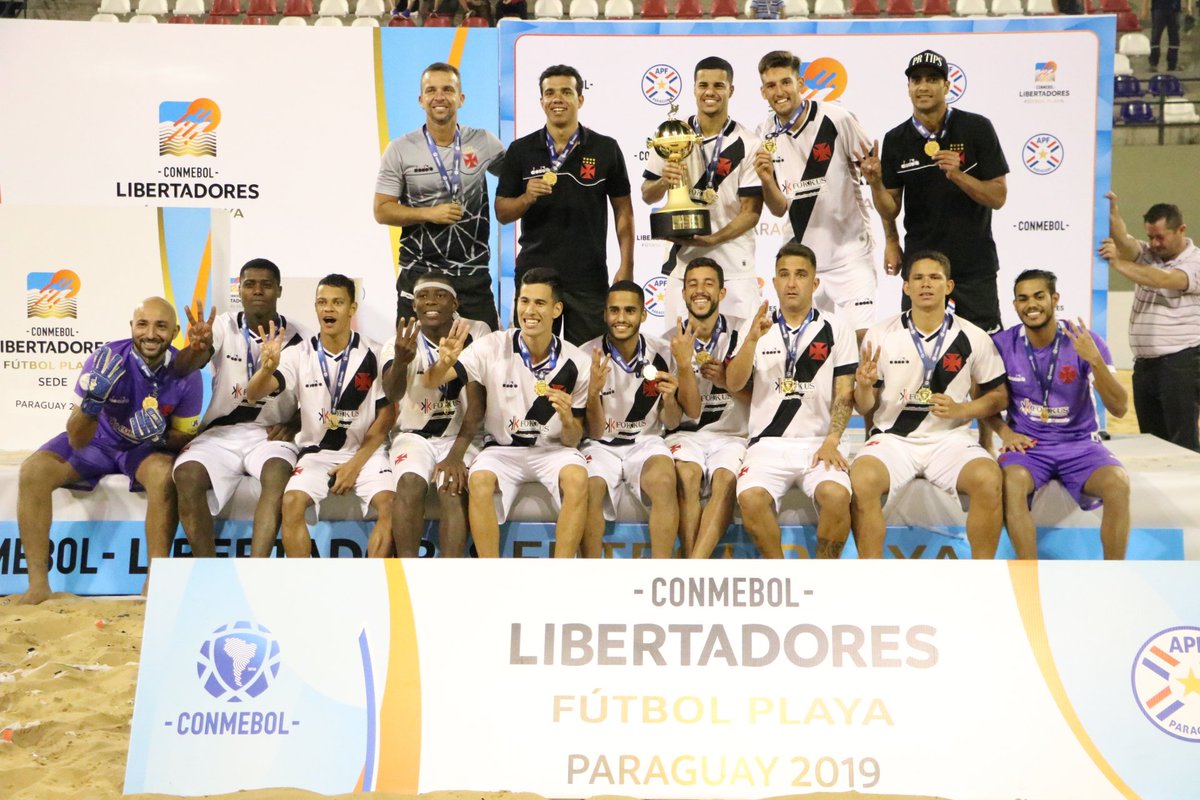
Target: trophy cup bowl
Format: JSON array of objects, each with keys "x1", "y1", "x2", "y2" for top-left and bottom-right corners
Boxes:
[{"x1": 647, "y1": 113, "x2": 712, "y2": 240}]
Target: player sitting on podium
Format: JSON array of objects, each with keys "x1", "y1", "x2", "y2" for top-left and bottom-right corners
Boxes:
[
  {"x1": 725, "y1": 243, "x2": 859, "y2": 559},
  {"x1": 382, "y1": 274, "x2": 490, "y2": 557},
  {"x1": 16, "y1": 297, "x2": 203, "y2": 604},
  {"x1": 247, "y1": 274, "x2": 396, "y2": 559},
  {"x1": 988, "y1": 269, "x2": 1131, "y2": 560},
  {"x1": 422, "y1": 268, "x2": 590, "y2": 558},
  {"x1": 581, "y1": 281, "x2": 696, "y2": 559}
]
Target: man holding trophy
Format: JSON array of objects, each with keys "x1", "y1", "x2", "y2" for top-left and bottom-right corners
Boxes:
[{"x1": 642, "y1": 56, "x2": 765, "y2": 325}]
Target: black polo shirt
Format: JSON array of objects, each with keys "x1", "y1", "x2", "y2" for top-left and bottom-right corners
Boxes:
[
  {"x1": 881, "y1": 108, "x2": 1009, "y2": 278},
  {"x1": 497, "y1": 125, "x2": 631, "y2": 295}
]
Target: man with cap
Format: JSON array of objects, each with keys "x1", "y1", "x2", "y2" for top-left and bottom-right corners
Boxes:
[{"x1": 860, "y1": 50, "x2": 1009, "y2": 334}]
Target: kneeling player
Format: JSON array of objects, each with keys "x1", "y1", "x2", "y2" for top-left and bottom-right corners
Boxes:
[
  {"x1": 990, "y1": 270, "x2": 1131, "y2": 559},
  {"x1": 725, "y1": 244, "x2": 858, "y2": 559},
  {"x1": 582, "y1": 281, "x2": 692, "y2": 558},
  {"x1": 247, "y1": 275, "x2": 395, "y2": 558}
]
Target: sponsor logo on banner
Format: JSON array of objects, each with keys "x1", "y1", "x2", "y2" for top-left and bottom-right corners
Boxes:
[
  {"x1": 947, "y1": 63, "x2": 967, "y2": 104},
  {"x1": 1020, "y1": 61, "x2": 1072, "y2": 102},
  {"x1": 1023, "y1": 134, "x2": 1064, "y2": 175},
  {"x1": 160, "y1": 99, "x2": 221, "y2": 157},
  {"x1": 799, "y1": 58, "x2": 848, "y2": 102},
  {"x1": 27, "y1": 270, "x2": 81, "y2": 319},
  {"x1": 642, "y1": 65, "x2": 682, "y2": 106},
  {"x1": 1131, "y1": 625, "x2": 1200, "y2": 742},
  {"x1": 643, "y1": 276, "x2": 669, "y2": 317}
]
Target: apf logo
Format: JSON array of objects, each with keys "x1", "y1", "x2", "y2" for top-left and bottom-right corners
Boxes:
[
  {"x1": 947, "y1": 63, "x2": 968, "y2": 104},
  {"x1": 26, "y1": 270, "x2": 81, "y2": 319},
  {"x1": 159, "y1": 98, "x2": 221, "y2": 157},
  {"x1": 643, "y1": 276, "x2": 669, "y2": 318},
  {"x1": 1035, "y1": 60, "x2": 1057, "y2": 82},
  {"x1": 1131, "y1": 626, "x2": 1200, "y2": 742},
  {"x1": 799, "y1": 58, "x2": 848, "y2": 102},
  {"x1": 1023, "y1": 133, "x2": 1064, "y2": 175},
  {"x1": 642, "y1": 65, "x2": 682, "y2": 106},
  {"x1": 196, "y1": 621, "x2": 280, "y2": 702}
]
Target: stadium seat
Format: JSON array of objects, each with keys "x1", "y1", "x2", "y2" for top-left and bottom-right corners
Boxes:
[
  {"x1": 318, "y1": 0, "x2": 347, "y2": 13},
  {"x1": 205, "y1": 13, "x2": 233, "y2": 20},
  {"x1": 604, "y1": 0, "x2": 634, "y2": 16},
  {"x1": 90, "y1": 11, "x2": 120, "y2": 19},
  {"x1": 850, "y1": 0, "x2": 879, "y2": 13},
  {"x1": 783, "y1": 0, "x2": 809, "y2": 15},
  {"x1": 244, "y1": 13, "x2": 273, "y2": 21},
  {"x1": 1025, "y1": 0, "x2": 1054, "y2": 10},
  {"x1": 135, "y1": 0, "x2": 169, "y2": 13},
  {"x1": 920, "y1": 0, "x2": 950, "y2": 11},
  {"x1": 1120, "y1": 101, "x2": 1156, "y2": 124},
  {"x1": 1149, "y1": 73, "x2": 1185, "y2": 97},
  {"x1": 1100, "y1": 0, "x2": 1128, "y2": 10},
  {"x1": 282, "y1": 0, "x2": 313, "y2": 14},
  {"x1": 639, "y1": 0, "x2": 667, "y2": 16},
  {"x1": 278, "y1": 12, "x2": 308, "y2": 21},
  {"x1": 1114, "y1": 53, "x2": 1134, "y2": 76},
  {"x1": 386, "y1": 11, "x2": 415, "y2": 22},
  {"x1": 355, "y1": 0, "x2": 385, "y2": 12},
  {"x1": 813, "y1": 0, "x2": 844, "y2": 13},
  {"x1": 1165, "y1": 98, "x2": 1200, "y2": 124},
  {"x1": 314, "y1": 13, "x2": 343, "y2": 21},
  {"x1": 128, "y1": 11, "x2": 159, "y2": 19},
  {"x1": 569, "y1": 0, "x2": 599, "y2": 17},
  {"x1": 533, "y1": 0, "x2": 562, "y2": 15},
  {"x1": 461, "y1": 12, "x2": 489, "y2": 22},
  {"x1": 210, "y1": 0, "x2": 240, "y2": 15},
  {"x1": 98, "y1": 0, "x2": 130, "y2": 13},
  {"x1": 675, "y1": 0, "x2": 703, "y2": 16},
  {"x1": 424, "y1": 11, "x2": 454, "y2": 22},
  {"x1": 712, "y1": 0, "x2": 738, "y2": 14},
  {"x1": 990, "y1": 0, "x2": 1022, "y2": 14},
  {"x1": 350, "y1": 13, "x2": 378, "y2": 21},
  {"x1": 248, "y1": 0, "x2": 277, "y2": 12},
  {"x1": 954, "y1": 0, "x2": 986, "y2": 12},
  {"x1": 1114, "y1": 74, "x2": 1143, "y2": 98},
  {"x1": 1119, "y1": 31, "x2": 1151, "y2": 55},
  {"x1": 167, "y1": 12, "x2": 196, "y2": 20},
  {"x1": 886, "y1": 0, "x2": 915, "y2": 14},
  {"x1": 1117, "y1": 10, "x2": 1142, "y2": 31},
  {"x1": 173, "y1": 0, "x2": 204, "y2": 13}
]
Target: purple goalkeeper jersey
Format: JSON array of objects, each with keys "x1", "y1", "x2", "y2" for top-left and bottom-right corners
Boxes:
[
  {"x1": 74, "y1": 339, "x2": 203, "y2": 449},
  {"x1": 993, "y1": 323, "x2": 1113, "y2": 442}
]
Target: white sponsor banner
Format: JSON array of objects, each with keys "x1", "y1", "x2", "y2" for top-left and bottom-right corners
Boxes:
[{"x1": 128, "y1": 560, "x2": 1200, "y2": 798}]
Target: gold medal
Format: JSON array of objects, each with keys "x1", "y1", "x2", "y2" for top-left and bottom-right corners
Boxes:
[
  {"x1": 780, "y1": 378, "x2": 797, "y2": 395},
  {"x1": 142, "y1": 396, "x2": 158, "y2": 411},
  {"x1": 694, "y1": 351, "x2": 712, "y2": 366},
  {"x1": 542, "y1": 171, "x2": 558, "y2": 186},
  {"x1": 326, "y1": 413, "x2": 340, "y2": 430},
  {"x1": 914, "y1": 386, "x2": 933, "y2": 404},
  {"x1": 1040, "y1": 407, "x2": 1050, "y2": 423},
  {"x1": 701, "y1": 187, "x2": 717, "y2": 205},
  {"x1": 534, "y1": 380, "x2": 549, "y2": 397},
  {"x1": 924, "y1": 140, "x2": 940, "y2": 158},
  {"x1": 764, "y1": 139, "x2": 777, "y2": 154},
  {"x1": 642, "y1": 365, "x2": 659, "y2": 382}
]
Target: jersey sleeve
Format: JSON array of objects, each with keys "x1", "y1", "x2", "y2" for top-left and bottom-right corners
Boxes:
[
  {"x1": 832, "y1": 319, "x2": 859, "y2": 377},
  {"x1": 880, "y1": 130, "x2": 903, "y2": 191},
  {"x1": 969, "y1": 327, "x2": 1006, "y2": 389},
  {"x1": 374, "y1": 139, "x2": 405, "y2": 198},
  {"x1": 495, "y1": 145, "x2": 526, "y2": 199},
  {"x1": 380, "y1": 335, "x2": 397, "y2": 371},
  {"x1": 605, "y1": 139, "x2": 633, "y2": 198},
  {"x1": 972, "y1": 115, "x2": 1010, "y2": 181},
  {"x1": 571, "y1": 351, "x2": 590, "y2": 410},
  {"x1": 274, "y1": 344, "x2": 302, "y2": 395},
  {"x1": 458, "y1": 331, "x2": 495, "y2": 384},
  {"x1": 211, "y1": 315, "x2": 227, "y2": 357},
  {"x1": 738, "y1": 129, "x2": 763, "y2": 195},
  {"x1": 484, "y1": 132, "x2": 507, "y2": 178},
  {"x1": 644, "y1": 147, "x2": 665, "y2": 181},
  {"x1": 861, "y1": 323, "x2": 887, "y2": 388},
  {"x1": 168, "y1": 372, "x2": 205, "y2": 435},
  {"x1": 840, "y1": 110, "x2": 873, "y2": 167}
]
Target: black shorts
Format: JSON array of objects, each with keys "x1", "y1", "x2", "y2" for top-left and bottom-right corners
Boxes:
[
  {"x1": 901, "y1": 272, "x2": 1001, "y2": 334},
  {"x1": 396, "y1": 267, "x2": 499, "y2": 331}
]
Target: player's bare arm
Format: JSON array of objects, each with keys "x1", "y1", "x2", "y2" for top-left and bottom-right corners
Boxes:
[
  {"x1": 382, "y1": 317, "x2": 420, "y2": 402},
  {"x1": 724, "y1": 300, "x2": 771, "y2": 392}
]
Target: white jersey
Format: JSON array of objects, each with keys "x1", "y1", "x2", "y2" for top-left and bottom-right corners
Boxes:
[
  {"x1": 382, "y1": 319, "x2": 491, "y2": 440},
  {"x1": 274, "y1": 333, "x2": 390, "y2": 454},
  {"x1": 458, "y1": 330, "x2": 589, "y2": 448},
  {"x1": 672, "y1": 313, "x2": 749, "y2": 437},
  {"x1": 582, "y1": 334, "x2": 674, "y2": 445},
  {"x1": 199, "y1": 312, "x2": 310, "y2": 430},
  {"x1": 757, "y1": 101, "x2": 875, "y2": 271},
  {"x1": 863, "y1": 312, "x2": 1006, "y2": 440},
  {"x1": 741, "y1": 309, "x2": 858, "y2": 443},
  {"x1": 646, "y1": 117, "x2": 763, "y2": 279}
]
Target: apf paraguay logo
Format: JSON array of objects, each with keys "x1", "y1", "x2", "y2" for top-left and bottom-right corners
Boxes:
[
  {"x1": 642, "y1": 65, "x2": 683, "y2": 106},
  {"x1": 1132, "y1": 625, "x2": 1200, "y2": 742},
  {"x1": 196, "y1": 621, "x2": 280, "y2": 702},
  {"x1": 26, "y1": 270, "x2": 81, "y2": 319},
  {"x1": 643, "y1": 275, "x2": 669, "y2": 317},
  {"x1": 160, "y1": 98, "x2": 221, "y2": 157}
]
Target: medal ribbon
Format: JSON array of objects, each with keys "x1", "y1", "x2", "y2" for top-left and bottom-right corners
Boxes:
[
  {"x1": 908, "y1": 311, "x2": 952, "y2": 390},
  {"x1": 777, "y1": 308, "x2": 816, "y2": 378},
  {"x1": 1020, "y1": 325, "x2": 1063, "y2": 422},
  {"x1": 603, "y1": 334, "x2": 646, "y2": 374},
  {"x1": 317, "y1": 341, "x2": 352, "y2": 412},
  {"x1": 910, "y1": 107, "x2": 954, "y2": 144},
  {"x1": 422, "y1": 124, "x2": 463, "y2": 200},
  {"x1": 769, "y1": 102, "x2": 806, "y2": 143},
  {"x1": 544, "y1": 127, "x2": 581, "y2": 176},
  {"x1": 687, "y1": 315, "x2": 725, "y2": 360},
  {"x1": 691, "y1": 117, "x2": 727, "y2": 195},
  {"x1": 132, "y1": 348, "x2": 168, "y2": 401},
  {"x1": 517, "y1": 332, "x2": 561, "y2": 380}
]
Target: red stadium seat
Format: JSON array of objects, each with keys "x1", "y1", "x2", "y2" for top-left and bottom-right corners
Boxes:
[
  {"x1": 1117, "y1": 9, "x2": 1141, "y2": 30},
  {"x1": 1100, "y1": 0, "x2": 1129, "y2": 10},
  {"x1": 424, "y1": 11, "x2": 453, "y2": 23},
  {"x1": 850, "y1": 0, "x2": 879, "y2": 13},
  {"x1": 247, "y1": 0, "x2": 278, "y2": 13},
  {"x1": 886, "y1": 0, "x2": 915, "y2": 13},
  {"x1": 675, "y1": 0, "x2": 703, "y2": 16},
  {"x1": 244, "y1": 13, "x2": 272, "y2": 21},
  {"x1": 387, "y1": 11, "x2": 415, "y2": 22},
  {"x1": 461, "y1": 12, "x2": 489, "y2": 23},
  {"x1": 919, "y1": 0, "x2": 949, "y2": 11},
  {"x1": 167, "y1": 12, "x2": 196, "y2": 20},
  {"x1": 204, "y1": 12, "x2": 233, "y2": 20},
  {"x1": 211, "y1": 0, "x2": 241, "y2": 14},
  {"x1": 281, "y1": 0, "x2": 313, "y2": 14},
  {"x1": 640, "y1": 0, "x2": 668, "y2": 17},
  {"x1": 710, "y1": 0, "x2": 738, "y2": 13}
]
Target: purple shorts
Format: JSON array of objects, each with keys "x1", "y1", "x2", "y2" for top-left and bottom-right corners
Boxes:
[
  {"x1": 998, "y1": 438, "x2": 1124, "y2": 511},
  {"x1": 39, "y1": 432, "x2": 158, "y2": 491}
]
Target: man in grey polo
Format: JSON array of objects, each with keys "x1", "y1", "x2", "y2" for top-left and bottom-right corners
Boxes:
[
  {"x1": 374, "y1": 61, "x2": 505, "y2": 330},
  {"x1": 1102, "y1": 192, "x2": 1200, "y2": 452}
]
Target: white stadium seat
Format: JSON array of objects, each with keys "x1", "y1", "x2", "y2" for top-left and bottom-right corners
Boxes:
[
  {"x1": 98, "y1": 0, "x2": 131, "y2": 12},
  {"x1": 534, "y1": 0, "x2": 563, "y2": 16},
  {"x1": 603, "y1": 0, "x2": 633, "y2": 16},
  {"x1": 1025, "y1": 0, "x2": 1054, "y2": 12},
  {"x1": 135, "y1": 0, "x2": 169, "y2": 13},
  {"x1": 783, "y1": 0, "x2": 809, "y2": 16},
  {"x1": 954, "y1": 0, "x2": 986, "y2": 12},
  {"x1": 1119, "y1": 32, "x2": 1152, "y2": 57},
  {"x1": 318, "y1": 0, "x2": 348, "y2": 13},
  {"x1": 90, "y1": 11, "x2": 121, "y2": 19},
  {"x1": 128, "y1": 12, "x2": 160, "y2": 19},
  {"x1": 173, "y1": 0, "x2": 205, "y2": 14},
  {"x1": 569, "y1": 0, "x2": 599, "y2": 17},
  {"x1": 1113, "y1": 53, "x2": 1134, "y2": 76},
  {"x1": 314, "y1": 13, "x2": 344, "y2": 22},
  {"x1": 278, "y1": 13, "x2": 309, "y2": 21},
  {"x1": 1165, "y1": 98, "x2": 1200, "y2": 124},
  {"x1": 354, "y1": 0, "x2": 385, "y2": 14},
  {"x1": 350, "y1": 13, "x2": 379, "y2": 22},
  {"x1": 813, "y1": 0, "x2": 844, "y2": 14},
  {"x1": 990, "y1": 0, "x2": 1022, "y2": 13}
]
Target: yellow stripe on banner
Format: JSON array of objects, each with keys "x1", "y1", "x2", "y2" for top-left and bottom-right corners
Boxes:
[
  {"x1": 190, "y1": 231, "x2": 212, "y2": 315},
  {"x1": 1008, "y1": 562, "x2": 1140, "y2": 799},
  {"x1": 374, "y1": 561, "x2": 422, "y2": 792},
  {"x1": 448, "y1": 26, "x2": 468, "y2": 69},
  {"x1": 155, "y1": 209, "x2": 185, "y2": 348},
  {"x1": 373, "y1": 28, "x2": 405, "y2": 280}
]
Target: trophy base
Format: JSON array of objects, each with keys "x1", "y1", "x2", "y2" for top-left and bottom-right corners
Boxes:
[{"x1": 651, "y1": 207, "x2": 712, "y2": 240}]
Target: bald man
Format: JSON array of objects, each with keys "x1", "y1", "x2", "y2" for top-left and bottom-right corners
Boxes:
[{"x1": 13, "y1": 297, "x2": 204, "y2": 604}]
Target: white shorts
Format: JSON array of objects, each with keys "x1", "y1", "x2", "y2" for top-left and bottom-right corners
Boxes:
[
  {"x1": 389, "y1": 432, "x2": 480, "y2": 488},
  {"x1": 582, "y1": 437, "x2": 674, "y2": 520},
  {"x1": 664, "y1": 429, "x2": 747, "y2": 485},
  {"x1": 663, "y1": 274, "x2": 762, "y2": 330},
  {"x1": 174, "y1": 423, "x2": 300, "y2": 514},
  {"x1": 737, "y1": 436, "x2": 851, "y2": 504},
  {"x1": 468, "y1": 445, "x2": 588, "y2": 523},
  {"x1": 855, "y1": 431, "x2": 994, "y2": 497},
  {"x1": 285, "y1": 447, "x2": 394, "y2": 518},
  {"x1": 814, "y1": 255, "x2": 878, "y2": 332}
]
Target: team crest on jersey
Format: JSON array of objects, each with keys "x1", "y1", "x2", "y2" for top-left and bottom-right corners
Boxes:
[
  {"x1": 641, "y1": 380, "x2": 660, "y2": 397},
  {"x1": 394, "y1": 453, "x2": 408, "y2": 464},
  {"x1": 1023, "y1": 134, "x2": 1064, "y2": 175},
  {"x1": 1132, "y1": 626, "x2": 1200, "y2": 742},
  {"x1": 642, "y1": 64, "x2": 683, "y2": 106},
  {"x1": 942, "y1": 353, "x2": 963, "y2": 372},
  {"x1": 354, "y1": 372, "x2": 372, "y2": 391},
  {"x1": 811, "y1": 142, "x2": 832, "y2": 162},
  {"x1": 643, "y1": 276, "x2": 670, "y2": 318},
  {"x1": 808, "y1": 341, "x2": 829, "y2": 361},
  {"x1": 1058, "y1": 365, "x2": 1078, "y2": 384},
  {"x1": 463, "y1": 149, "x2": 479, "y2": 168},
  {"x1": 581, "y1": 157, "x2": 597, "y2": 180},
  {"x1": 716, "y1": 157, "x2": 732, "y2": 177}
]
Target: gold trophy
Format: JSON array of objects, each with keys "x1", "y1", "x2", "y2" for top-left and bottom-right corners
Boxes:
[{"x1": 647, "y1": 105, "x2": 712, "y2": 240}]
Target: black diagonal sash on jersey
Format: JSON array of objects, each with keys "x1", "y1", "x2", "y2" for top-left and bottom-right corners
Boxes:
[
  {"x1": 415, "y1": 336, "x2": 474, "y2": 439},
  {"x1": 609, "y1": 352, "x2": 670, "y2": 445},
  {"x1": 785, "y1": 114, "x2": 839, "y2": 246},
  {"x1": 750, "y1": 322, "x2": 834, "y2": 445},
  {"x1": 312, "y1": 339, "x2": 379, "y2": 452},
  {"x1": 209, "y1": 328, "x2": 304, "y2": 429},
  {"x1": 677, "y1": 327, "x2": 740, "y2": 432},
  {"x1": 661, "y1": 132, "x2": 748, "y2": 276},
  {"x1": 509, "y1": 358, "x2": 581, "y2": 447},
  {"x1": 881, "y1": 330, "x2": 975, "y2": 438}
]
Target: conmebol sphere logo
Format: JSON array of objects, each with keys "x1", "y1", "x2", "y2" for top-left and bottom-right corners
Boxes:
[{"x1": 196, "y1": 621, "x2": 281, "y2": 702}]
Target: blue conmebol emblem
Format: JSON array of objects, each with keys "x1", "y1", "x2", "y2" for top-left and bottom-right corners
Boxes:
[{"x1": 196, "y1": 621, "x2": 281, "y2": 702}]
